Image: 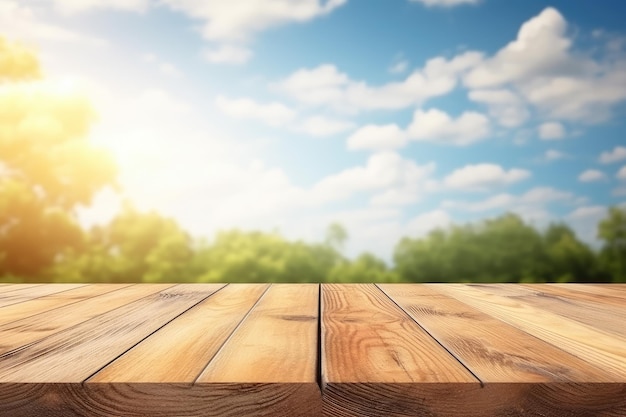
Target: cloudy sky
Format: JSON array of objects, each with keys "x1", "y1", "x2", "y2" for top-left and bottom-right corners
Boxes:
[{"x1": 4, "y1": 0, "x2": 626, "y2": 261}]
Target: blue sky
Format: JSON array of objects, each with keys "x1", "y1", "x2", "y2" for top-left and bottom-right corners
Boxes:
[{"x1": 3, "y1": 0, "x2": 626, "y2": 261}]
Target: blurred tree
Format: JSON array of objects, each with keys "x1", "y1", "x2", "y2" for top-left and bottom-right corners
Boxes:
[
  {"x1": 0, "y1": 37, "x2": 116, "y2": 280},
  {"x1": 541, "y1": 223, "x2": 599, "y2": 282},
  {"x1": 598, "y1": 206, "x2": 626, "y2": 282},
  {"x1": 394, "y1": 213, "x2": 547, "y2": 283},
  {"x1": 196, "y1": 228, "x2": 343, "y2": 283},
  {"x1": 328, "y1": 252, "x2": 396, "y2": 282},
  {"x1": 325, "y1": 222, "x2": 348, "y2": 251},
  {"x1": 51, "y1": 205, "x2": 195, "y2": 282}
]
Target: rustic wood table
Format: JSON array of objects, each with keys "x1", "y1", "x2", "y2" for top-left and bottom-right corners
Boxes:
[{"x1": 0, "y1": 283, "x2": 624, "y2": 416}]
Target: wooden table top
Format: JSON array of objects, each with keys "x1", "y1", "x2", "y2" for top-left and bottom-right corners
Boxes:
[{"x1": 0, "y1": 283, "x2": 624, "y2": 416}]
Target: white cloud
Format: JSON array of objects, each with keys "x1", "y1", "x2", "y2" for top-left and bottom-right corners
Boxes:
[
  {"x1": 523, "y1": 67, "x2": 626, "y2": 123},
  {"x1": 51, "y1": 0, "x2": 149, "y2": 14},
  {"x1": 567, "y1": 205, "x2": 607, "y2": 220},
  {"x1": 566, "y1": 205, "x2": 608, "y2": 245},
  {"x1": 389, "y1": 60, "x2": 408, "y2": 75},
  {"x1": 215, "y1": 95, "x2": 296, "y2": 127},
  {"x1": 538, "y1": 121, "x2": 565, "y2": 140},
  {"x1": 444, "y1": 186, "x2": 576, "y2": 213},
  {"x1": 161, "y1": 0, "x2": 347, "y2": 43},
  {"x1": 578, "y1": 169, "x2": 606, "y2": 183},
  {"x1": 0, "y1": 1, "x2": 107, "y2": 46},
  {"x1": 612, "y1": 187, "x2": 626, "y2": 197},
  {"x1": 463, "y1": 7, "x2": 626, "y2": 123},
  {"x1": 203, "y1": 44, "x2": 253, "y2": 64},
  {"x1": 443, "y1": 163, "x2": 531, "y2": 192},
  {"x1": 617, "y1": 165, "x2": 626, "y2": 180},
  {"x1": 158, "y1": 62, "x2": 182, "y2": 77},
  {"x1": 142, "y1": 53, "x2": 183, "y2": 77},
  {"x1": 464, "y1": 8, "x2": 573, "y2": 89},
  {"x1": 468, "y1": 88, "x2": 529, "y2": 127},
  {"x1": 278, "y1": 52, "x2": 483, "y2": 113},
  {"x1": 347, "y1": 124, "x2": 407, "y2": 151},
  {"x1": 296, "y1": 115, "x2": 355, "y2": 137},
  {"x1": 407, "y1": 108, "x2": 491, "y2": 145},
  {"x1": 544, "y1": 149, "x2": 567, "y2": 161},
  {"x1": 406, "y1": 209, "x2": 452, "y2": 236},
  {"x1": 409, "y1": 0, "x2": 480, "y2": 7},
  {"x1": 599, "y1": 146, "x2": 626, "y2": 164},
  {"x1": 311, "y1": 151, "x2": 436, "y2": 204}
]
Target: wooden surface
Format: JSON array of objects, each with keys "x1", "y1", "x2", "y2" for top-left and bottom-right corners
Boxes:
[{"x1": 0, "y1": 284, "x2": 625, "y2": 416}]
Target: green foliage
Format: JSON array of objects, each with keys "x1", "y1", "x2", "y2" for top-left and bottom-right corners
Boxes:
[
  {"x1": 328, "y1": 252, "x2": 396, "y2": 283},
  {"x1": 598, "y1": 206, "x2": 626, "y2": 282},
  {"x1": 195, "y1": 230, "x2": 341, "y2": 283},
  {"x1": 50, "y1": 205, "x2": 195, "y2": 283},
  {"x1": 0, "y1": 40, "x2": 116, "y2": 279},
  {"x1": 395, "y1": 214, "x2": 542, "y2": 282}
]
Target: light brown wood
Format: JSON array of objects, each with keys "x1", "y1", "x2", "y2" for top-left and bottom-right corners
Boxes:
[
  {"x1": 321, "y1": 284, "x2": 483, "y2": 416},
  {"x1": 188, "y1": 284, "x2": 321, "y2": 417},
  {"x1": 542, "y1": 283, "x2": 626, "y2": 306},
  {"x1": 0, "y1": 283, "x2": 625, "y2": 417},
  {"x1": 0, "y1": 284, "x2": 224, "y2": 382},
  {"x1": 509, "y1": 284, "x2": 626, "y2": 337},
  {"x1": 379, "y1": 283, "x2": 612, "y2": 383},
  {"x1": 0, "y1": 283, "x2": 174, "y2": 355},
  {"x1": 0, "y1": 284, "x2": 132, "y2": 327},
  {"x1": 322, "y1": 284, "x2": 476, "y2": 384},
  {"x1": 197, "y1": 283, "x2": 319, "y2": 383},
  {"x1": 90, "y1": 283, "x2": 270, "y2": 383},
  {"x1": 0, "y1": 284, "x2": 86, "y2": 308},
  {"x1": 436, "y1": 284, "x2": 626, "y2": 380},
  {"x1": 0, "y1": 284, "x2": 44, "y2": 294}
]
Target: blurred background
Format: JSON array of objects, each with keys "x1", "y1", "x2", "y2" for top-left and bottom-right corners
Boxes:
[{"x1": 1, "y1": 1, "x2": 626, "y2": 283}]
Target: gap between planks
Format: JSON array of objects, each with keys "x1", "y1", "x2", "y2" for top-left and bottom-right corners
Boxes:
[{"x1": 374, "y1": 283, "x2": 484, "y2": 387}]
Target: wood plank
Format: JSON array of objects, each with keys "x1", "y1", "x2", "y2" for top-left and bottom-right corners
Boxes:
[
  {"x1": 0, "y1": 284, "x2": 86, "y2": 308},
  {"x1": 0, "y1": 284, "x2": 174, "y2": 355},
  {"x1": 0, "y1": 284, "x2": 132, "y2": 327},
  {"x1": 508, "y1": 284, "x2": 626, "y2": 338},
  {"x1": 197, "y1": 283, "x2": 319, "y2": 383},
  {"x1": 587, "y1": 284, "x2": 626, "y2": 298},
  {"x1": 0, "y1": 284, "x2": 44, "y2": 294},
  {"x1": 379, "y1": 284, "x2": 613, "y2": 383},
  {"x1": 435, "y1": 284, "x2": 626, "y2": 380},
  {"x1": 542, "y1": 283, "x2": 626, "y2": 306},
  {"x1": 0, "y1": 284, "x2": 224, "y2": 382},
  {"x1": 321, "y1": 284, "x2": 484, "y2": 416},
  {"x1": 0, "y1": 383, "x2": 322, "y2": 417},
  {"x1": 89, "y1": 283, "x2": 270, "y2": 383},
  {"x1": 187, "y1": 284, "x2": 321, "y2": 417}
]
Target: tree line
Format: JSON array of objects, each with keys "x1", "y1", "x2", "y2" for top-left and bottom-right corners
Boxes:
[{"x1": 1, "y1": 35, "x2": 625, "y2": 284}]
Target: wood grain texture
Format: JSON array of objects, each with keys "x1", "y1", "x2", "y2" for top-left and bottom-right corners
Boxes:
[
  {"x1": 197, "y1": 283, "x2": 319, "y2": 383},
  {"x1": 0, "y1": 383, "x2": 321, "y2": 417},
  {"x1": 0, "y1": 284, "x2": 43, "y2": 294},
  {"x1": 0, "y1": 284, "x2": 132, "y2": 327},
  {"x1": 0, "y1": 283, "x2": 174, "y2": 355},
  {"x1": 0, "y1": 284, "x2": 224, "y2": 382},
  {"x1": 90, "y1": 283, "x2": 269, "y2": 383},
  {"x1": 0, "y1": 284, "x2": 86, "y2": 308},
  {"x1": 541, "y1": 283, "x2": 626, "y2": 307},
  {"x1": 322, "y1": 382, "x2": 626, "y2": 417},
  {"x1": 321, "y1": 284, "x2": 479, "y2": 416},
  {"x1": 378, "y1": 283, "x2": 612, "y2": 383},
  {"x1": 435, "y1": 284, "x2": 626, "y2": 381},
  {"x1": 87, "y1": 284, "x2": 320, "y2": 417},
  {"x1": 0, "y1": 283, "x2": 625, "y2": 417},
  {"x1": 507, "y1": 284, "x2": 626, "y2": 338}
]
